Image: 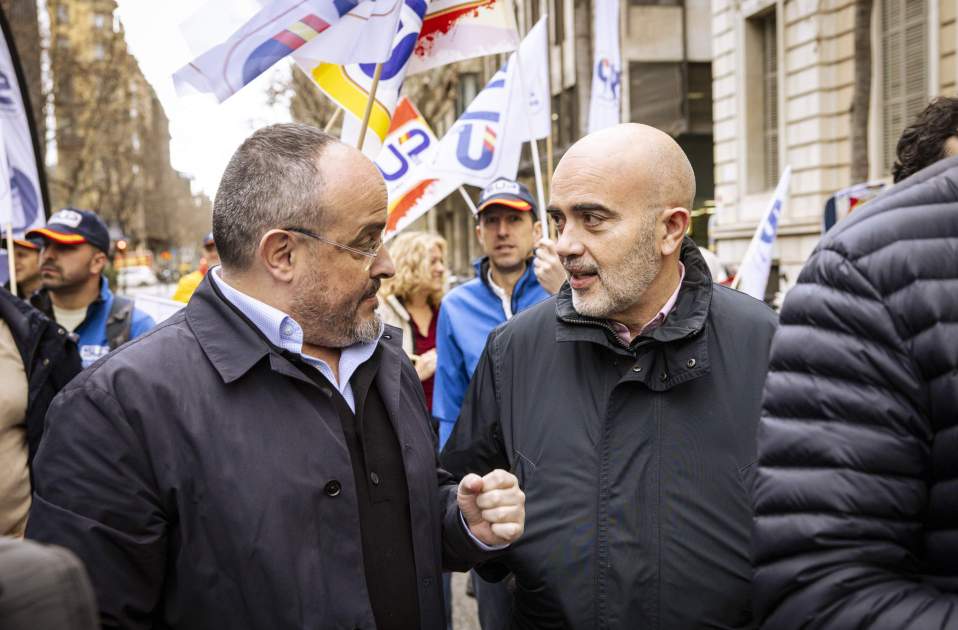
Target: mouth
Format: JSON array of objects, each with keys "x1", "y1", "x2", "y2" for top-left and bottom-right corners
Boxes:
[
  {"x1": 40, "y1": 267, "x2": 60, "y2": 276},
  {"x1": 564, "y1": 265, "x2": 599, "y2": 291}
]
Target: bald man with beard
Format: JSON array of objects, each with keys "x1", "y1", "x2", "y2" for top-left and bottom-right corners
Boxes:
[{"x1": 441, "y1": 124, "x2": 779, "y2": 629}]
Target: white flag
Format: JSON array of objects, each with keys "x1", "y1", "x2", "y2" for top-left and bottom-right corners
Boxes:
[
  {"x1": 735, "y1": 166, "x2": 792, "y2": 300},
  {"x1": 514, "y1": 17, "x2": 550, "y2": 141},
  {"x1": 587, "y1": 0, "x2": 621, "y2": 133},
  {"x1": 406, "y1": 0, "x2": 520, "y2": 76},
  {"x1": 174, "y1": 0, "x2": 402, "y2": 103},
  {"x1": 381, "y1": 22, "x2": 550, "y2": 238},
  {"x1": 296, "y1": 0, "x2": 427, "y2": 156},
  {"x1": 0, "y1": 20, "x2": 47, "y2": 285}
]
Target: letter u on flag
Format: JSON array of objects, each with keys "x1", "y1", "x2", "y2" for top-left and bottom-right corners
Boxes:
[{"x1": 173, "y1": 0, "x2": 402, "y2": 103}]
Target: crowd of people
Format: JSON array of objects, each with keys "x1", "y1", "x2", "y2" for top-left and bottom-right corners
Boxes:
[{"x1": 0, "y1": 96, "x2": 955, "y2": 630}]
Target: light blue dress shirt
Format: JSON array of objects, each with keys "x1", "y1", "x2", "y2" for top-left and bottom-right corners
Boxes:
[{"x1": 210, "y1": 267, "x2": 380, "y2": 413}]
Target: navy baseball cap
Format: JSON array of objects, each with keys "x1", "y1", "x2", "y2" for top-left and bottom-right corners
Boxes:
[
  {"x1": 27, "y1": 208, "x2": 111, "y2": 253},
  {"x1": 1, "y1": 232, "x2": 43, "y2": 250},
  {"x1": 476, "y1": 178, "x2": 536, "y2": 217}
]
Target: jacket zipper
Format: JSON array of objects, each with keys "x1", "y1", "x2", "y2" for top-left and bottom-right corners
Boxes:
[{"x1": 559, "y1": 315, "x2": 633, "y2": 352}]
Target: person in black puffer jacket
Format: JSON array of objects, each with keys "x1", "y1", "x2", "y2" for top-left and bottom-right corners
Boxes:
[{"x1": 753, "y1": 154, "x2": 958, "y2": 628}]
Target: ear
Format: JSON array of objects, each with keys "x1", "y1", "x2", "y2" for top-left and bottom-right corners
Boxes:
[
  {"x1": 533, "y1": 220, "x2": 543, "y2": 241},
  {"x1": 660, "y1": 207, "x2": 690, "y2": 257},
  {"x1": 89, "y1": 251, "x2": 107, "y2": 276},
  {"x1": 257, "y1": 229, "x2": 297, "y2": 283},
  {"x1": 474, "y1": 222, "x2": 482, "y2": 244}
]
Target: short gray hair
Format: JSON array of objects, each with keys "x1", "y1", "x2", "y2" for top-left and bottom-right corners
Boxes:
[{"x1": 212, "y1": 123, "x2": 336, "y2": 270}]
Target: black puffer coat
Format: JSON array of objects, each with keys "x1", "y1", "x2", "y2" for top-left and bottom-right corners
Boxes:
[{"x1": 754, "y1": 155, "x2": 958, "y2": 628}]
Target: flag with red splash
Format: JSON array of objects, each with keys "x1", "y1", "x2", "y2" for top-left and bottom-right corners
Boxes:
[{"x1": 406, "y1": 0, "x2": 519, "y2": 75}]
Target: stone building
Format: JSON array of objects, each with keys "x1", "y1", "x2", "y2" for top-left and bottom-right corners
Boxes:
[
  {"x1": 711, "y1": 0, "x2": 955, "y2": 294},
  {"x1": 47, "y1": 0, "x2": 208, "y2": 250}
]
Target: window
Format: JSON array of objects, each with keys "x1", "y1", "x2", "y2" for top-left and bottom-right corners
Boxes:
[
  {"x1": 629, "y1": 62, "x2": 684, "y2": 135},
  {"x1": 686, "y1": 62, "x2": 713, "y2": 135},
  {"x1": 881, "y1": 0, "x2": 928, "y2": 172},
  {"x1": 552, "y1": 0, "x2": 565, "y2": 45},
  {"x1": 744, "y1": 9, "x2": 779, "y2": 192},
  {"x1": 760, "y1": 11, "x2": 779, "y2": 190},
  {"x1": 93, "y1": 44, "x2": 106, "y2": 60},
  {"x1": 56, "y1": 5, "x2": 68, "y2": 22},
  {"x1": 456, "y1": 73, "x2": 479, "y2": 116},
  {"x1": 552, "y1": 87, "x2": 577, "y2": 149}
]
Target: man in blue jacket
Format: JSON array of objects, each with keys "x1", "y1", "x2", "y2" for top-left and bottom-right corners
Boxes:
[
  {"x1": 28, "y1": 209, "x2": 154, "y2": 368},
  {"x1": 433, "y1": 178, "x2": 564, "y2": 628},
  {"x1": 434, "y1": 179, "x2": 564, "y2": 447}
]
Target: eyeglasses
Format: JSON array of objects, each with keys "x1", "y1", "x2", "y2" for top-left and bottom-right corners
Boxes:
[{"x1": 283, "y1": 226, "x2": 384, "y2": 270}]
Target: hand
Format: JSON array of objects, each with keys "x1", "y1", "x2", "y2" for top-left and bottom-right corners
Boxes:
[
  {"x1": 412, "y1": 348, "x2": 437, "y2": 381},
  {"x1": 533, "y1": 238, "x2": 566, "y2": 295},
  {"x1": 457, "y1": 469, "x2": 525, "y2": 547}
]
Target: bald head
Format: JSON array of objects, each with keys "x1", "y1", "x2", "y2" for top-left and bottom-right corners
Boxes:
[{"x1": 553, "y1": 123, "x2": 695, "y2": 213}]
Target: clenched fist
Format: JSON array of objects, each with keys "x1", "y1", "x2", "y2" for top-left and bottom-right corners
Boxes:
[{"x1": 457, "y1": 469, "x2": 525, "y2": 547}]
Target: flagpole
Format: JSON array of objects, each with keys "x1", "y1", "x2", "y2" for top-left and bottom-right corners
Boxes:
[
  {"x1": 324, "y1": 107, "x2": 343, "y2": 133},
  {"x1": 458, "y1": 187, "x2": 479, "y2": 215},
  {"x1": 357, "y1": 63, "x2": 384, "y2": 151},
  {"x1": 4, "y1": 226, "x2": 15, "y2": 296}
]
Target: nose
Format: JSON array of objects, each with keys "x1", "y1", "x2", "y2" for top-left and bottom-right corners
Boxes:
[
  {"x1": 496, "y1": 220, "x2": 510, "y2": 238},
  {"x1": 555, "y1": 225, "x2": 584, "y2": 258},
  {"x1": 371, "y1": 245, "x2": 395, "y2": 279}
]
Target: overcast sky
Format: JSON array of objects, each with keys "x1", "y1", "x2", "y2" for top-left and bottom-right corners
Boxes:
[{"x1": 113, "y1": 1, "x2": 294, "y2": 200}]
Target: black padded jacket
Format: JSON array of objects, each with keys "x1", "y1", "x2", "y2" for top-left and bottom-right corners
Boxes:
[{"x1": 754, "y1": 155, "x2": 958, "y2": 628}]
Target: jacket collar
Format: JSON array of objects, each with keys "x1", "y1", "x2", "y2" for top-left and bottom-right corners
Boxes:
[
  {"x1": 555, "y1": 238, "x2": 713, "y2": 365},
  {"x1": 474, "y1": 255, "x2": 538, "y2": 295},
  {"x1": 186, "y1": 273, "x2": 275, "y2": 384},
  {"x1": 187, "y1": 274, "x2": 405, "y2": 389}
]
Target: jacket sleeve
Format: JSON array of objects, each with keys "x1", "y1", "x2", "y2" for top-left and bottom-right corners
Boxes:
[
  {"x1": 432, "y1": 302, "x2": 469, "y2": 448},
  {"x1": 25, "y1": 384, "x2": 167, "y2": 629},
  {"x1": 754, "y1": 247, "x2": 955, "y2": 628},
  {"x1": 440, "y1": 330, "x2": 513, "y2": 580}
]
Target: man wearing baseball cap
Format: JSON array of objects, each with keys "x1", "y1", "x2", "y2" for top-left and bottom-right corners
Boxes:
[
  {"x1": 172, "y1": 232, "x2": 219, "y2": 303},
  {"x1": 433, "y1": 177, "x2": 566, "y2": 629},
  {"x1": 2, "y1": 233, "x2": 44, "y2": 299},
  {"x1": 28, "y1": 208, "x2": 155, "y2": 368}
]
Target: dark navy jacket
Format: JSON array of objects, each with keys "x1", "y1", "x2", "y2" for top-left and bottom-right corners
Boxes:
[{"x1": 26, "y1": 276, "x2": 495, "y2": 629}]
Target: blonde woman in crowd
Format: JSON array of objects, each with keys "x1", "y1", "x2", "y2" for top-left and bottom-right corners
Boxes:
[{"x1": 379, "y1": 231, "x2": 448, "y2": 415}]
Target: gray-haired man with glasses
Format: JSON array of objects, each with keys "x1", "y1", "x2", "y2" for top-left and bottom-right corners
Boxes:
[{"x1": 26, "y1": 123, "x2": 526, "y2": 630}]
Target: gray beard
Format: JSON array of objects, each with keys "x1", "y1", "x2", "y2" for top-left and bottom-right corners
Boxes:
[{"x1": 571, "y1": 232, "x2": 661, "y2": 320}]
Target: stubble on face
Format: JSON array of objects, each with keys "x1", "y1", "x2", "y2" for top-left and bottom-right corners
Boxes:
[
  {"x1": 286, "y1": 142, "x2": 388, "y2": 349},
  {"x1": 567, "y1": 211, "x2": 662, "y2": 320},
  {"x1": 290, "y1": 262, "x2": 382, "y2": 348},
  {"x1": 39, "y1": 245, "x2": 97, "y2": 292}
]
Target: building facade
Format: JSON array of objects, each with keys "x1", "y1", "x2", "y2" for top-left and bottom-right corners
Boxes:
[
  {"x1": 711, "y1": 0, "x2": 956, "y2": 295},
  {"x1": 47, "y1": 0, "x2": 208, "y2": 250}
]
